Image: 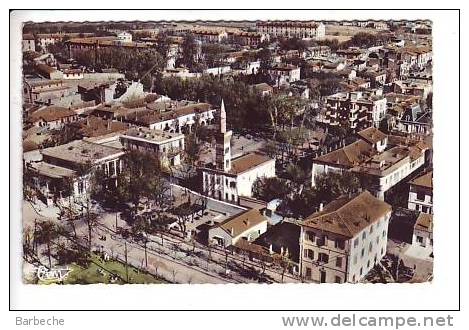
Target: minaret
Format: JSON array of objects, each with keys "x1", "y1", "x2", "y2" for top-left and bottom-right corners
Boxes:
[{"x1": 215, "y1": 99, "x2": 232, "y2": 171}]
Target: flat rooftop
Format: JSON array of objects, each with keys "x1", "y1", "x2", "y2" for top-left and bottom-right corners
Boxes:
[
  {"x1": 29, "y1": 161, "x2": 77, "y2": 179},
  {"x1": 41, "y1": 140, "x2": 125, "y2": 165},
  {"x1": 122, "y1": 127, "x2": 184, "y2": 144}
]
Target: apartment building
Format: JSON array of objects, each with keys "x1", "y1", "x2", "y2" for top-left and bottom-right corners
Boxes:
[
  {"x1": 323, "y1": 89, "x2": 387, "y2": 130},
  {"x1": 256, "y1": 21, "x2": 325, "y2": 39},
  {"x1": 299, "y1": 191, "x2": 392, "y2": 283},
  {"x1": 120, "y1": 127, "x2": 185, "y2": 167}
]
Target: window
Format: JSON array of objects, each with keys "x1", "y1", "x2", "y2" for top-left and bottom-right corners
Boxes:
[
  {"x1": 361, "y1": 248, "x2": 365, "y2": 258},
  {"x1": 417, "y1": 236, "x2": 424, "y2": 244},
  {"x1": 369, "y1": 242, "x2": 373, "y2": 253},
  {"x1": 362, "y1": 232, "x2": 367, "y2": 240},
  {"x1": 335, "y1": 239, "x2": 345, "y2": 249},
  {"x1": 305, "y1": 267, "x2": 312, "y2": 279},
  {"x1": 353, "y1": 255, "x2": 357, "y2": 265},
  {"x1": 376, "y1": 236, "x2": 380, "y2": 244},
  {"x1": 336, "y1": 257, "x2": 343, "y2": 268},
  {"x1": 307, "y1": 231, "x2": 316, "y2": 242},
  {"x1": 231, "y1": 194, "x2": 236, "y2": 202},
  {"x1": 416, "y1": 191, "x2": 425, "y2": 201},
  {"x1": 382, "y1": 230, "x2": 387, "y2": 238},
  {"x1": 318, "y1": 253, "x2": 329, "y2": 264},
  {"x1": 369, "y1": 225, "x2": 374, "y2": 234},
  {"x1": 304, "y1": 249, "x2": 314, "y2": 260},
  {"x1": 354, "y1": 238, "x2": 359, "y2": 248},
  {"x1": 225, "y1": 193, "x2": 228, "y2": 200},
  {"x1": 360, "y1": 267, "x2": 363, "y2": 275},
  {"x1": 367, "y1": 260, "x2": 370, "y2": 268}
]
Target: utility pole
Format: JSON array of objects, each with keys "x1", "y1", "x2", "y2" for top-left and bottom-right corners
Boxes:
[
  {"x1": 144, "y1": 237, "x2": 148, "y2": 269},
  {"x1": 124, "y1": 241, "x2": 129, "y2": 283}
]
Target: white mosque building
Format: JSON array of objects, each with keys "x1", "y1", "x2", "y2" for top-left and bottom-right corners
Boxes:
[{"x1": 200, "y1": 100, "x2": 276, "y2": 204}]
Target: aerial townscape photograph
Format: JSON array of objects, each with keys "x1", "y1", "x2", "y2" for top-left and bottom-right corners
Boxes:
[{"x1": 19, "y1": 16, "x2": 434, "y2": 286}]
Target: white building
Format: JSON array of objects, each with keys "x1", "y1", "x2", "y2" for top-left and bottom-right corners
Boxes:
[
  {"x1": 412, "y1": 213, "x2": 433, "y2": 255},
  {"x1": 201, "y1": 100, "x2": 276, "y2": 203},
  {"x1": 120, "y1": 127, "x2": 185, "y2": 167},
  {"x1": 323, "y1": 90, "x2": 387, "y2": 130},
  {"x1": 299, "y1": 191, "x2": 392, "y2": 283},
  {"x1": 267, "y1": 64, "x2": 301, "y2": 86},
  {"x1": 117, "y1": 31, "x2": 133, "y2": 43},
  {"x1": 208, "y1": 208, "x2": 268, "y2": 247},
  {"x1": 26, "y1": 140, "x2": 125, "y2": 206},
  {"x1": 125, "y1": 102, "x2": 217, "y2": 134},
  {"x1": 256, "y1": 21, "x2": 325, "y2": 39},
  {"x1": 408, "y1": 170, "x2": 433, "y2": 214}
]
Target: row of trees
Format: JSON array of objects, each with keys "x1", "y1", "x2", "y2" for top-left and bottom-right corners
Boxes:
[
  {"x1": 253, "y1": 171, "x2": 361, "y2": 218},
  {"x1": 72, "y1": 47, "x2": 166, "y2": 89},
  {"x1": 153, "y1": 75, "x2": 310, "y2": 135}
]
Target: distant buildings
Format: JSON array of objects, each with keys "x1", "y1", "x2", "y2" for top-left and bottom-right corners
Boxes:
[
  {"x1": 22, "y1": 34, "x2": 35, "y2": 52},
  {"x1": 256, "y1": 21, "x2": 325, "y2": 39},
  {"x1": 267, "y1": 64, "x2": 301, "y2": 86},
  {"x1": 299, "y1": 191, "x2": 392, "y2": 283}
]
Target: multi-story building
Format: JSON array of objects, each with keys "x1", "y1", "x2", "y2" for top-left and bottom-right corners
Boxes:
[
  {"x1": 267, "y1": 64, "x2": 301, "y2": 86},
  {"x1": 27, "y1": 106, "x2": 79, "y2": 129},
  {"x1": 228, "y1": 31, "x2": 269, "y2": 47},
  {"x1": 120, "y1": 102, "x2": 217, "y2": 134},
  {"x1": 117, "y1": 31, "x2": 132, "y2": 43},
  {"x1": 412, "y1": 213, "x2": 433, "y2": 254},
  {"x1": 299, "y1": 191, "x2": 392, "y2": 283},
  {"x1": 201, "y1": 100, "x2": 276, "y2": 203},
  {"x1": 323, "y1": 89, "x2": 387, "y2": 130},
  {"x1": 408, "y1": 170, "x2": 433, "y2": 214},
  {"x1": 191, "y1": 30, "x2": 228, "y2": 43},
  {"x1": 311, "y1": 127, "x2": 428, "y2": 200},
  {"x1": 22, "y1": 34, "x2": 35, "y2": 52},
  {"x1": 25, "y1": 140, "x2": 125, "y2": 206},
  {"x1": 120, "y1": 127, "x2": 185, "y2": 167},
  {"x1": 256, "y1": 21, "x2": 325, "y2": 39}
]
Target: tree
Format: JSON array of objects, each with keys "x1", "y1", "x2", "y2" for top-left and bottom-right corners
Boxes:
[
  {"x1": 252, "y1": 177, "x2": 291, "y2": 202},
  {"x1": 181, "y1": 34, "x2": 198, "y2": 70},
  {"x1": 95, "y1": 150, "x2": 165, "y2": 216},
  {"x1": 258, "y1": 47, "x2": 273, "y2": 69},
  {"x1": 34, "y1": 220, "x2": 59, "y2": 269}
]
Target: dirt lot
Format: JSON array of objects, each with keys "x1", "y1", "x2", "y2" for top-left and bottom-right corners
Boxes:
[{"x1": 325, "y1": 24, "x2": 380, "y2": 37}]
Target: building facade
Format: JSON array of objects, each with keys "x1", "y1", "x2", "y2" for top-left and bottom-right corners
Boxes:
[
  {"x1": 256, "y1": 21, "x2": 325, "y2": 39},
  {"x1": 299, "y1": 191, "x2": 392, "y2": 283}
]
